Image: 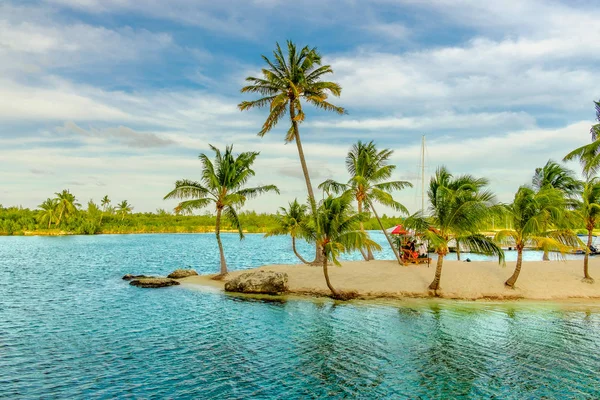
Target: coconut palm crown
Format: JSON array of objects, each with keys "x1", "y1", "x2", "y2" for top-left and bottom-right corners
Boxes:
[{"x1": 164, "y1": 144, "x2": 279, "y2": 277}]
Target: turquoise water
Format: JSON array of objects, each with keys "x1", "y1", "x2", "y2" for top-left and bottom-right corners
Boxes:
[{"x1": 1, "y1": 233, "x2": 599, "y2": 399}]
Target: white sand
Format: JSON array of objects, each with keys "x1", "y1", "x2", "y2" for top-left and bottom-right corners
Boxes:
[{"x1": 179, "y1": 259, "x2": 600, "y2": 301}]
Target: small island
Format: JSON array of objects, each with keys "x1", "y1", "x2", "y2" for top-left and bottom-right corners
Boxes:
[{"x1": 179, "y1": 259, "x2": 600, "y2": 301}]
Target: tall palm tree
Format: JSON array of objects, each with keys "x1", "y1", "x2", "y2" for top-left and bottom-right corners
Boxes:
[
  {"x1": 239, "y1": 40, "x2": 345, "y2": 263},
  {"x1": 164, "y1": 144, "x2": 279, "y2": 277},
  {"x1": 116, "y1": 200, "x2": 133, "y2": 221},
  {"x1": 100, "y1": 195, "x2": 111, "y2": 223},
  {"x1": 306, "y1": 193, "x2": 381, "y2": 299},
  {"x1": 38, "y1": 198, "x2": 58, "y2": 229},
  {"x1": 265, "y1": 199, "x2": 311, "y2": 264},
  {"x1": 405, "y1": 167, "x2": 504, "y2": 292},
  {"x1": 55, "y1": 189, "x2": 80, "y2": 226},
  {"x1": 532, "y1": 160, "x2": 582, "y2": 260},
  {"x1": 319, "y1": 141, "x2": 411, "y2": 263},
  {"x1": 496, "y1": 186, "x2": 579, "y2": 288}
]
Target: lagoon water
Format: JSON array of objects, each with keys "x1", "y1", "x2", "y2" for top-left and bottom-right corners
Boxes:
[{"x1": 1, "y1": 233, "x2": 600, "y2": 399}]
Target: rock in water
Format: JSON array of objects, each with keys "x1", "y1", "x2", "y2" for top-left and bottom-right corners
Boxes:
[
  {"x1": 122, "y1": 274, "x2": 153, "y2": 281},
  {"x1": 130, "y1": 278, "x2": 180, "y2": 288},
  {"x1": 167, "y1": 269, "x2": 199, "y2": 279},
  {"x1": 224, "y1": 271, "x2": 288, "y2": 294}
]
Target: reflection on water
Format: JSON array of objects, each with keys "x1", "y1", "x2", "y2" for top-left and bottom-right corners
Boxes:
[{"x1": 1, "y1": 234, "x2": 599, "y2": 398}]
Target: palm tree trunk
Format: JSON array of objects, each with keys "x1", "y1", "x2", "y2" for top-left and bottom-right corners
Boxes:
[
  {"x1": 322, "y1": 251, "x2": 339, "y2": 298},
  {"x1": 292, "y1": 236, "x2": 310, "y2": 265},
  {"x1": 429, "y1": 253, "x2": 444, "y2": 291},
  {"x1": 215, "y1": 208, "x2": 228, "y2": 277},
  {"x1": 290, "y1": 105, "x2": 322, "y2": 265},
  {"x1": 358, "y1": 200, "x2": 372, "y2": 261},
  {"x1": 583, "y1": 227, "x2": 595, "y2": 283},
  {"x1": 456, "y1": 238, "x2": 461, "y2": 261},
  {"x1": 370, "y1": 203, "x2": 403, "y2": 265},
  {"x1": 542, "y1": 249, "x2": 549, "y2": 261},
  {"x1": 505, "y1": 245, "x2": 523, "y2": 287},
  {"x1": 57, "y1": 207, "x2": 64, "y2": 226},
  {"x1": 48, "y1": 218, "x2": 52, "y2": 229}
]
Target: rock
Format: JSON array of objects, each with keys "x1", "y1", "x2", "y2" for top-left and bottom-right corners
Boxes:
[
  {"x1": 224, "y1": 271, "x2": 288, "y2": 294},
  {"x1": 122, "y1": 274, "x2": 153, "y2": 281},
  {"x1": 129, "y1": 278, "x2": 180, "y2": 288},
  {"x1": 167, "y1": 269, "x2": 199, "y2": 279}
]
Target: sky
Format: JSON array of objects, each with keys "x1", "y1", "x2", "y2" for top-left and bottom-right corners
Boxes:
[{"x1": 1, "y1": 0, "x2": 599, "y2": 215}]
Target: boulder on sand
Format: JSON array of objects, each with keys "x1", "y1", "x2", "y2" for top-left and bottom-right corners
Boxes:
[
  {"x1": 129, "y1": 278, "x2": 180, "y2": 288},
  {"x1": 224, "y1": 271, "x2": 288, "y2": 295},
  {"x1": 167, "y1": 269, "x2": 199, "y2": 279}
]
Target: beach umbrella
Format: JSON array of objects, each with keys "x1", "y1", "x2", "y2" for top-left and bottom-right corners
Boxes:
[{"x1": 390, "y1": 225, "x2": 408, "y2": 235}]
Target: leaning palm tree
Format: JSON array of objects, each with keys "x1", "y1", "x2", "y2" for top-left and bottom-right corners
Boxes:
[
  {"x1": 306, "y1": 193, "x2": 381, "y2": 299},
  {"x1": 116, "y1": 200, "x2": 133, "y2": 221},
  {"x1": 54, "y1": 189, "x2": 80, "y2": 226},
  {"x1": 164, "y1": 144, "x2": 279, "y2": 277},
  {"x1": 496, "y1": 186, "x2": 580, "y2": 288},
  {"x1": 38, "y1": 198, "x2": 59, "y2": 229},
  {"x1": 405, "y1": 167, "x2": 504, "y2": 292},
  {"x1": 265, "y1": 199, "x2": 311, "y2": 264},
  {"x1": 239, "y1": 40, "x2": 345, "y2": 263},
  {"x1": 319, "y1": 141, "x2": 411, "y2": 263}
]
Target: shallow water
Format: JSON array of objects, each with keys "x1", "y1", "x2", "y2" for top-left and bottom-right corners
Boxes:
[{"x1": 1, "y1": 233, "x2": 599, "y2": 399}]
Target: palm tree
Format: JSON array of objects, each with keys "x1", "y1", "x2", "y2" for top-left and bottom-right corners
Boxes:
[
  {"x1": 496, "y1": 186, "x2": 579, "y2": 288},
  {"x1": 532, "y1": 160, "x2": 582, "y2": 200},
  {"x1": 164, "y1": 144, "x2": 279, "y2": 277},
  {"x1": 55, "y1": 189, "x2": 80, "y2": 226},
  {"x1": 265, "y1": 199, "x2": 311, "y2": 264},
  {"x1": 564, "y1": 135, "x2": 600, "y2": 283},
  {"x1": 532, "y1": 160, "x2": 582, "y2": 260},
  {"x1": 572, "y1": 178, "x2": 600, "y2": 283},
  {"x1": 239, "y1": 40, "x2": 345, "y2": 263},
  {"x1": 319, "y1": 141, "x2": 411, "y2": 263},
  {"x1": 38, "y1": 198, "x2": 58, "y2": 229},
  {"x1": 100, "y1": 195, "x2": 111, "y2": 223},
  {"x1": 307, "y1": 193, "x2": 381, "y2": 299},
  {"x1": 405, "y1": 167, "x2": 504, "y2": 292},
  {"x1": 591, "y1": 99, "x2": 599, "y2": 140},
  {"x1": 116, "y1": 200, "x2": 133, "y2": 221}
]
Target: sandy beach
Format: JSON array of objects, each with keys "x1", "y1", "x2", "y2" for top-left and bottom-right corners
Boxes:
[{"x1": 180, "y1": 259, "x2": 600, "y2": 301}]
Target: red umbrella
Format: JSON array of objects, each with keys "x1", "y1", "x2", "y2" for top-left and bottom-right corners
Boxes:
[{"x1": 391, "y1": 225, "x2": 408, "y2": 235}]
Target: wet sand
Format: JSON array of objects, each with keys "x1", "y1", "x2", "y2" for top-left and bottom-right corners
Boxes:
[{"x1": 179, "y1": 259, "x2": 600, "y2": 300}]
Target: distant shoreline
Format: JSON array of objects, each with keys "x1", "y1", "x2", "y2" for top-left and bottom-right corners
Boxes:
[{"x1": 179, "y1": 259, "x2": 600, "y2": 302}]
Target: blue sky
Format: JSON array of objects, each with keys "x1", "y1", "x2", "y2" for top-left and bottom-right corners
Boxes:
[{"x1": 1, "y1": 0, "x2": 599, "y2": 214}]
